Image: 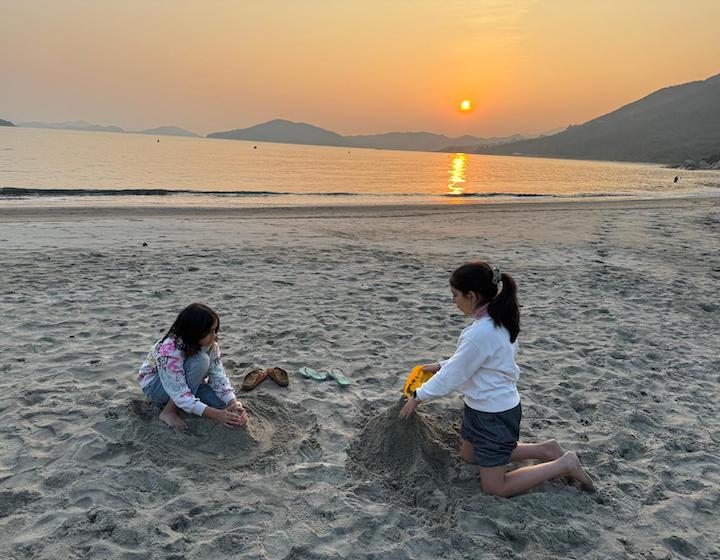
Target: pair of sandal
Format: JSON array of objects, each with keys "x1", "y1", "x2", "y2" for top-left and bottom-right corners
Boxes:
[
  {"x1": 298, "y1": 366, "x2": 352, "y2": 387},
  {"x1": 241, "y1": 367, "x2": 289, "y2": 391}
]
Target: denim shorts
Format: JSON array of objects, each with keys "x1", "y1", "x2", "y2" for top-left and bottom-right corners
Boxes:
[{"x1": 460, "y1": 402, "x2": 522, "y2": 467}]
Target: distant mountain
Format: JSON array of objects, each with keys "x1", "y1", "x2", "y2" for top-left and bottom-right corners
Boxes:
[
  {"x1": 0, "y1": 118, "x2": 14, "y2": 127},
  {"x1": 208, "y1": 119, "x2": 531, "y2": 152},
  {"x1": 207, "y1": 119, "x2": 348, "y2": 146},
  {"x1": 134, "y1": 125, "x2": 199, "y2": 137},
  {"x1": 437, "y1": 134, "x2": 529, "y2": 153},
  {"x1": 474, "y1": 73, "x2": 720, "y2": 164},
  {"x1": 16, "y1": 120, "x2": 199, "y2": 137},
  {"x1": 18, "y1": 120, "x2": 125, "y2": 133},
  {"x1": 347, "y1": 131, "x2": 526, "y2": 152}
]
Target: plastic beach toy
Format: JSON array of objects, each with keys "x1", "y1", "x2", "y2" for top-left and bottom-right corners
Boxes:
[{"x1": 402, "y1": 365, "x2": 434, "y2": 398}]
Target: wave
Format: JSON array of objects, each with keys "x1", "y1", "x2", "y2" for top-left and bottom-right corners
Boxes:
[
  {"x1": 440, "y1": 191, "x2": 634, "y2": 199},
  {"x1": 0, "y1": 186, "x2": 653, "y2": 200},
  {"x1": 0, "y1": 187, "x2": 372, "y2": 198},
  {"x1": 0, "y1": 187, "x2": 291, "y2": 198},
  {"x1": 440, "y1": 192, "x2": 547, "y2": 198}
]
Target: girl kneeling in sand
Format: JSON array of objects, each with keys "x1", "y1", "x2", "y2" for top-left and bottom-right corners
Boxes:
[
  {"x1": 400, "y1": 262, "x2": 593, "y2": 497},
  {"x1": 137, "y1": 303, "x2": 248, "y2": 430}
]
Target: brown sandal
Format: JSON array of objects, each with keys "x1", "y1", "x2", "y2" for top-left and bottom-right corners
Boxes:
[
  {"x1": 241, "y1": 368, "x2": 267, "y2": 391},
  {"x1": 266, "y1": 367, "x2": 289, "y2": 387}
]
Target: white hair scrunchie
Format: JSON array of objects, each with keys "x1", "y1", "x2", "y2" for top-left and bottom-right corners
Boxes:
[{"x1": 492, "y1": 267, "x2": 502, "y2": 285}]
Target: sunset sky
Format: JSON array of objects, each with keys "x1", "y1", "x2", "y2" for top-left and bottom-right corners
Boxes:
[{"x1": 2, "y1": 0, "x2": 719, "y2": 137}]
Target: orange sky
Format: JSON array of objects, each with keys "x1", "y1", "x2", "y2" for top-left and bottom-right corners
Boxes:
[{"x1": 2, "y1": 0, "x2": 719, "y2": 137}]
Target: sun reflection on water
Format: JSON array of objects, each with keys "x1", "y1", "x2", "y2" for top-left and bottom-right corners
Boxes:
[{"x1": 447, "y1": 153, "x2": 467, "y2": 196}]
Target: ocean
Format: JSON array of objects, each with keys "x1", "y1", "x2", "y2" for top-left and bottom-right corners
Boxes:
[{"x1": 1, "y1": 127, "x2": 718, "y2": 208}]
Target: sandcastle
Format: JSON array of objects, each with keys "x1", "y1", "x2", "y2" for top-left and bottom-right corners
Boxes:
[{"x1": 347, "y1": 400, "x2": 459, "y2": 492}]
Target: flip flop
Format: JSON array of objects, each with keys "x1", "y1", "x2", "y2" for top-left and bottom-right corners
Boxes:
[
  {"x1": 241, "y1": 368, "x2": 268, "y2": 391},
  {"x1": 327, "y1": 367, "x2": 352, "y2": 387},
  {"x1": 266, "y1": 367, "x2": 289, "y2": 387},
  {"x1": 298, "y1": 366, "x2": 328, "y2": 381}
]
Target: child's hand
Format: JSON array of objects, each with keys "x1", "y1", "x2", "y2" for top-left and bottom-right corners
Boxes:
[
  {"x1": 215, "y1": 408, "x2": 245, "y2": 428},
  {"x1": 399, "y1": 397, "x2": 419, "y2": 419},
  {"x1": 421, "y1": 363, "x2": 441, "y2": 374},
  {"x1": 226, "y1": 400, "x2": 249, "y2": 427}
]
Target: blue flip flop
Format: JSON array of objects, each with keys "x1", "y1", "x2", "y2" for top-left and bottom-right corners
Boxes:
[
  {"x1": 327, "y1": 367, "x2": 352, "y2": 387},
  {"x1": 298, "y1": 366, "x2": 328, "y2": 381}
]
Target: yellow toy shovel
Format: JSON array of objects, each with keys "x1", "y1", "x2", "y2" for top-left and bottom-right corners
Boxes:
[{"x1": 402, "y1": 365, "x2": 434, "y2": 398}]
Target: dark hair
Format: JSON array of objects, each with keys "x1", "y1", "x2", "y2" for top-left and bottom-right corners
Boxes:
[
  {"x1": 449, "y1": 261, "x2": 520, "y2": 342},
  {"x1": 161, "y1": 303, "x2": 220, "y2": 356}
]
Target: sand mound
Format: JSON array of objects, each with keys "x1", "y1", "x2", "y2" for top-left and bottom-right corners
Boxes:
[
  {"x1": 347, "y1": 400, "x2": 459, "y2": 493},
  {"x1": 91, "y1": 394, "x2": 319, "y2": 473}
]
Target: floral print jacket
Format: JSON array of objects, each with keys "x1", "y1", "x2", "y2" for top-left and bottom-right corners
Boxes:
[{"x1": 137, "y1": 335, "x2": 236, "y2": 415}]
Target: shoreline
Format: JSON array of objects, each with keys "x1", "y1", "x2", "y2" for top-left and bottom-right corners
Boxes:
[{"x1": 1, "y1": 193, "x2": 719, "y2": 223}]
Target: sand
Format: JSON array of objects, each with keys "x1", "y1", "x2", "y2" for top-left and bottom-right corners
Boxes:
[{"x1": 0, "y1": 197, "x2": 719, "y2": 559}]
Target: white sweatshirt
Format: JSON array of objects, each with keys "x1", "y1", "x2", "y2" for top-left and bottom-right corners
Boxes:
[{"x1": 415, "y1": 317, "x2": 520, "y2": 413}]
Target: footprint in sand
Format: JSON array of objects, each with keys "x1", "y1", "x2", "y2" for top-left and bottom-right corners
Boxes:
[{"x1": 0, "y1": 489, "x2": 42, "y2": 518}]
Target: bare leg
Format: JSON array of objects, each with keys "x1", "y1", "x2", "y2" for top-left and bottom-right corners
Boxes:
[
  {"x1": 459, "y1": 438, "x2": 476, "y2": 464},
  {"x1": 510, "y1": 439, "x2": 564, "y2": 463},
  {"x1": 461, "y1": 438, "x2": 562, "y2": 465},
  {"x1": 479, "y1": 452, "x2": 594, "y2": 497},
  {"x1": 159, "y1": 400, "x2": 188, "y2": 430}
]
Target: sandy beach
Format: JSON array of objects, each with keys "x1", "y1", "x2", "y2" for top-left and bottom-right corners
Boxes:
[{"x1": 0, "y1": 196, "x2": 718, "y2": 560}]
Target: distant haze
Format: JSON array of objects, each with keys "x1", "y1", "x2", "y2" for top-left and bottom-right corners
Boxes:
[{"x1": 2, "y1": 1, "x2": 719, "y2": 137}]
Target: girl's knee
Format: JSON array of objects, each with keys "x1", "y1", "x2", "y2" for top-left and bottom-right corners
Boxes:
[
  {"x1": 481, "y1": 479, "x2": 509, "y2": 497},
  {"x1": 479, "y1": 467, "x2": 509, "y2": 497},
  {"x1": 186, "y1": 352, "x2": 210, "y2": 369},
  {"x1": 184, "y1": 353, "x2": 210, "y2": 385},
  {"x1": 460, "y1": 449, "x2": 475, "y2": 464},
  {"x1": 459, "y1": 439, "x2": 475, "y2": 464}
]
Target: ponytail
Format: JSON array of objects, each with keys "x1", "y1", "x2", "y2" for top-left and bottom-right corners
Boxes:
[
  {"x1": 487, "y1": 272, "x2": 520, "y2": 342},
  {"x1": 450, "y1": 262, "x2": 520, "y2": 343}
]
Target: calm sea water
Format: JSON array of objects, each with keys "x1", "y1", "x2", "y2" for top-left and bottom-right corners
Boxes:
[{"x1": 1, "y1": 127, "x2": 718, "y2": 208}]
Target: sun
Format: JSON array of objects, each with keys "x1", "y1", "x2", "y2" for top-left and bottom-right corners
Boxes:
[{"x1": 460, "y1": 99, "x2": 472, "y2": 112}]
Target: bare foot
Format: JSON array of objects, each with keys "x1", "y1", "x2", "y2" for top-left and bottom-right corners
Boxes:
[
  {"x1": 159, "y1": 409, "x2": 187, "y2": 430},
  {"x1": 562, "y1": 452, "x2": 595, "y2": 491},
  {"x1": 542, "y1": 439, "x2": 564, "y2": 462},
  {"x1": 159, "y1": 401, "x2": 188, "y2": 430}
]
